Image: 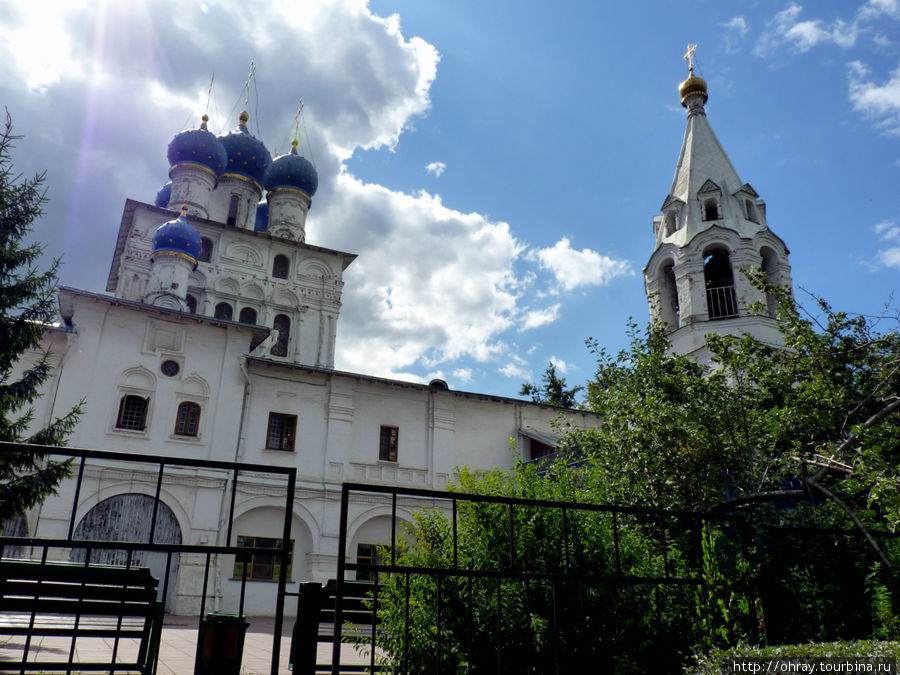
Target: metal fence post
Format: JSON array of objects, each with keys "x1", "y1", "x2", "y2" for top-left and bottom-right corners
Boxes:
[{"x1": 291, "y1": 582, "x2": 322, "y2": 674}]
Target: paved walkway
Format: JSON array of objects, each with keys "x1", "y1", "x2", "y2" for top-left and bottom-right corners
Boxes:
[{"x1": 1, "y1": 615, "x2": 377, "y2": 674}]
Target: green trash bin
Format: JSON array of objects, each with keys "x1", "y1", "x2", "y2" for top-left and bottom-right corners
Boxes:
[{"x1": 195, "y1": 612, "x2": 249, "y2": 675}]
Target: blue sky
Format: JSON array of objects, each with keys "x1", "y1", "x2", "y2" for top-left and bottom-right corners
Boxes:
[{"x1": 2, "y1": 0, "x2": 899, "y2": 400}]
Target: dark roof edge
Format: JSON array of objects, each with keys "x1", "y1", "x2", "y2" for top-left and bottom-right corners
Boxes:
[{"x1": 244, "y1": 355, "x2": 599, "y2": 415}]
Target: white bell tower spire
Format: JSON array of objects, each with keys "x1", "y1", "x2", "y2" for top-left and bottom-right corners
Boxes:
[{"x1": 643, "y1": 46, "x2": 794, "y2": 363}]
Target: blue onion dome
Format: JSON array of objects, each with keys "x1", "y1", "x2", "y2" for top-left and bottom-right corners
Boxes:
[
  {"x1": 255, "y1": 200, "x2": 269, "y2": 231},
  {"x1": 218, "y1": 110, "x2": 272, "y2": 187},
  {"x1": 151, "y1": 205, "x2": 203, "y2": 264},
  {"x1": 154, "y1": 181, "x2": 172, "y2": 207},
  {"x1": 166, "y1": 115, "x2": 228, "y2": 176},
  {"x1": 263, "y1": 139, "x2": 318, "y2": 197}
]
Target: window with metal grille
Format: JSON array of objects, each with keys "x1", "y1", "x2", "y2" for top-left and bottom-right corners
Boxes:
[
  {"x1": 174, "y1": 402, "x2": 201, "y2": 437},
  {"x1": 271, "y1": 314, "x2": 290, "y2": 357},
  {"x1": 233, "y1": 536, "x2": 293, "y2": 580},
  {"x1": 116, "y1": 395, "x2": 149, "y2": 431},
  {"x1": 266, "y1": 412, "x2": 297, "y2": 451},
  {"x1": 379, "y1": 425, "x2": 399, "y2": 461}
]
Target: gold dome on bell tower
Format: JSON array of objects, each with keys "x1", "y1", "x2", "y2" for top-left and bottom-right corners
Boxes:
[{"x1": 679, "y1": 44, "x2": 708, "y2": 107}]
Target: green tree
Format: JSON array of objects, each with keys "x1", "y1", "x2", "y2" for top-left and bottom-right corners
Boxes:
[
  {"x1": 575, "y1": 275, "x2": 900, "y2": 539},
  {"x1": 519, "y1": 361, "x2": 583, "y2": 408},
  {"x1": 372, "y1": 276, "x2": 900, "y2": 670},
  {"x1": 0, "y1": 111, "x2": 81, "y2": 525}
]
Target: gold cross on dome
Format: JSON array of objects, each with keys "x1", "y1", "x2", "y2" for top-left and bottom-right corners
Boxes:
[{"x1": 684, "y1": 43, "x2": 697, "y2": 72}]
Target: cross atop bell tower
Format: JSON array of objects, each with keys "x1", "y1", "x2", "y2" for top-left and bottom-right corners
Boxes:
[{"x1": 643, "y1": 47, "x2": 794, "y2": 363}]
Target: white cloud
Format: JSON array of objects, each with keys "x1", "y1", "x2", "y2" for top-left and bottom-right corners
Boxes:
[
  {"x1": 859, "y1": 0, "x2": 900, "y2": 21},
  {"x1": 722, "y1": 16, "x2": 750, "y2": 37},
  {"x1": 499, "y1": 356, "x2": 530, "y2": 381},
  {"x1": 530, "y1": 237, "x2": 631, "y2": 292},
  {"x1": 0, "y1": 1, "x2": 90, "y2": 92},
  {"x1": 754, "y1": 4, "x2": 858, "y2": 56},
  {"x1": 323, "y1": 177, "x2": 524, "y2": 377},
  {"x1": 0, "y1": 0, "x2": 636, "y2": 389},
  {"x1": 721, "y1": 16, "x2": 750, "y2": 53},
  {"x1": 425, "y1": 161, "x2": 446, "y2": 177},
  {"x1": 873, "y1": 220, "x2": 900, "y2": 268},
  {"x1": 520, "y1": 304, "x2": 560, "y2": 331},
  {"x1": 848, "y1": 61, "x2": 900, "y2": 134},
  {"x1": 548, "y1": 356, "x2": 570, "y2": 374}
]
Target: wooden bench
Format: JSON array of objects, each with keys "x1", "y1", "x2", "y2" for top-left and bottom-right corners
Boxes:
[{"x1": 0, "y1": 559, "x2": 163, "y2": 674}]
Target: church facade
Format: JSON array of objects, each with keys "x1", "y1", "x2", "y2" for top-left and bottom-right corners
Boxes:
[{"x1": 16, "y1": 110, "x2": 597, "y2": 615}]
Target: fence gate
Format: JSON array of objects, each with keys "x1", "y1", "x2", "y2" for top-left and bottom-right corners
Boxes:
[
  {"x1": 321, "y1": 483, "x2": 900, "y2": 675},
  {"x1": 0, "y1": 442, "x2": 296, "y2": 675}
]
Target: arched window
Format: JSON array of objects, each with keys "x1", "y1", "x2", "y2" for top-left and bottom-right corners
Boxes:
[
  {"x1": 703, "y1": 199, "x2": 718, "y2": 221},
  {"x1": 174, "y1": 402, "x2": 201, "y2": 437},
  {"x1": 272, "y1": 254, "x2": 289, "y2": 279},
  {"x1": 198, "y1": 237, "x2": 213, "y2": 263},
  {"x1": 272, "y1": 314, "x2": 290, "y2": 357},
  {"x1": 664, "y1": 211, "x2": 677, "y2": 236},
  {"x1": 116, "y1": 395, "x2": 149, "y2": 431},
  {"x1": 185, "y1": 294, "x2": 197, "y2": 314},
  {"x1": 745, "y1": 200, "x2": 758, "y2": 223},
  {"x1": 239, "y1": 307, "x2": 258, "y2": 325},
  {"x1": 227, "y1": 195, "x2": 239, "y2": 226},
  {"x1": 658, "y1": 261, "x2": 680, "y2": 327},
  {"x1": 214, "y1": 302, "x2": 233, "y2": 321},
  {"x1": 760, "y1": 247, "x2": 780, "y2": 318},
  {"x1": 704, "y1": 249, "x2": 738, "y2": 320}
]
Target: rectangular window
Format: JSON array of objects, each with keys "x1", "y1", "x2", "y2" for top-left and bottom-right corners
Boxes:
[
  {"x1": 379, "y1": 425, "x2": 398, "y2": 462},
  {"x1": 174, "y1": 402, "x2": 201, "y2": 437},
  {"x1": 266, "y1": 412, "x2": 297, "y2": 451},
  {"x1": 233, "y1": 536, "x2": 293, "y2": 580}
]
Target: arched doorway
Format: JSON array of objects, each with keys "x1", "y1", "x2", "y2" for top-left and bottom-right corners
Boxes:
[{"x1": 70, "y1": 494, "x2": 182, "y2": 610}]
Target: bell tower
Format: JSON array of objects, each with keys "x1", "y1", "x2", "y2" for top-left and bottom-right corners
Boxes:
[{"x1": 643, "y1": 46, "x2": 794, "y2": 363}]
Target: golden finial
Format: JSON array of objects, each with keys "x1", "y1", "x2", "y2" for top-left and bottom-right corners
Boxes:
[
  {"x1": 678, "y1": 43, "x2": 707, "y2": 108},
  {"x1": 181, "y1": 204, "x2": 189, "y2": 216},
  {"x1": 239, "y1": 110, "x2": 249, "y2": 126},
  {"x1": 200, "y1": 114, "x2": 209, "y2": 130}
]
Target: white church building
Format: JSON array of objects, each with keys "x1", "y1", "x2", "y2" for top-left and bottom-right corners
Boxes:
[
  {"x1": 14, "y1": 109, "x2": 599, "y2": 615},
  {"x1": 12, "y1": 57, "x2": 794, "y2": 615}
]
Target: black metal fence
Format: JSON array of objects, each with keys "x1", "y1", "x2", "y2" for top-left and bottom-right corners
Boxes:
[
  {"x1": 0, "y1": 442, "x2": 296, "y2": 675},
  {"x1": 316, "y1": 483, "x2": 900, "y2": 675}
]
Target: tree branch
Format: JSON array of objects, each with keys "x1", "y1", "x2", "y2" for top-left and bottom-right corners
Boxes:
[
  {"x1": 806, "y1": 478, "x2": 896, "y2": 569},
  {"x1": 812, "y1": 397, "x2": 900, "y2": 482}
]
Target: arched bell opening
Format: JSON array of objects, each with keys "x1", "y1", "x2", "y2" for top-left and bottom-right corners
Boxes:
[{"x1": 703, "y1": 247, "x2": 738, "y2": 320}]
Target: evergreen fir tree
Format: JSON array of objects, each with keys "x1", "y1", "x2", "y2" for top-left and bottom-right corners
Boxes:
[{"x1": 0, "y1": 110, "x2": 82, "y2": 525}]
